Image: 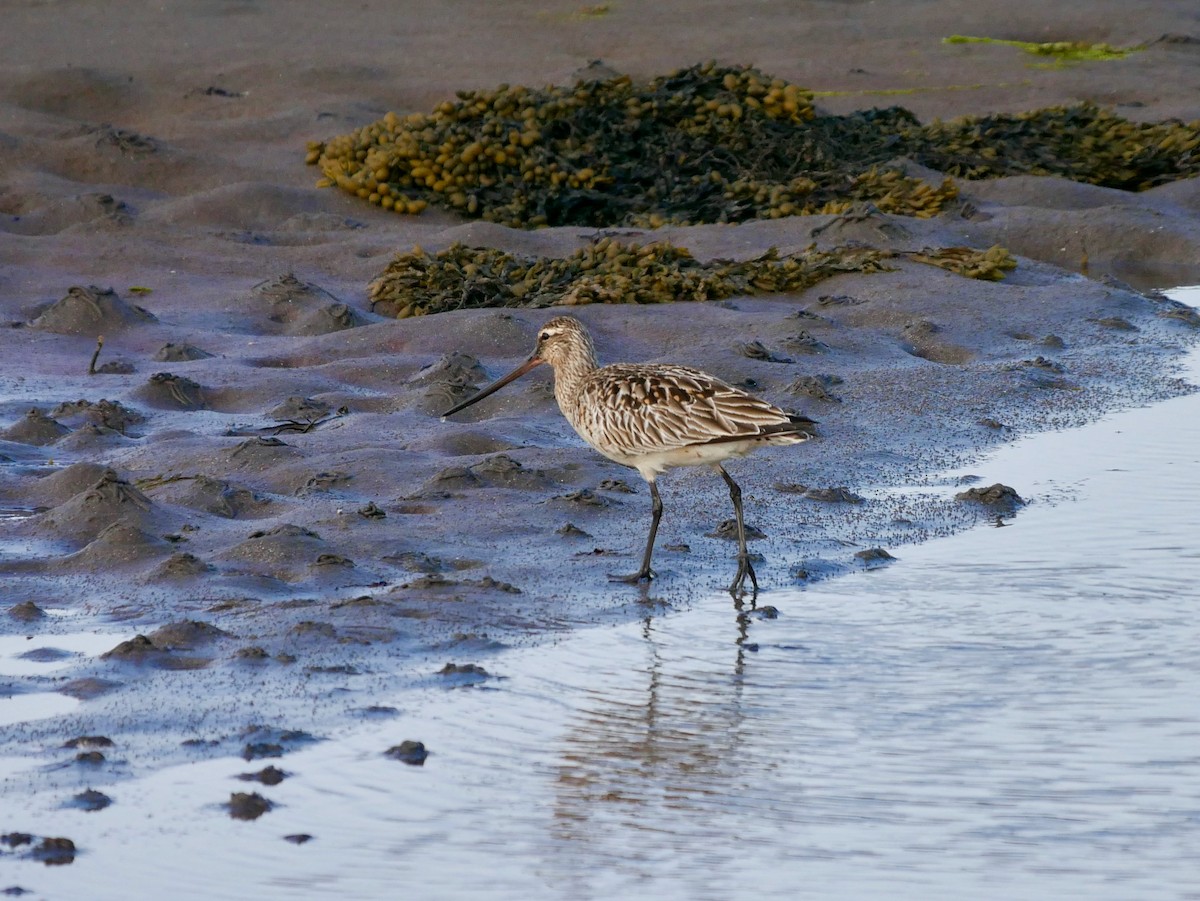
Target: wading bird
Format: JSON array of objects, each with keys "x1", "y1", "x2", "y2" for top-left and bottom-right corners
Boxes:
[{"x1": 443, "y1": 316, "x2": 815, "y2": 598}]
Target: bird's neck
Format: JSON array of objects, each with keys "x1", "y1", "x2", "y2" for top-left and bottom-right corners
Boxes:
[{"x1": 551, "y1": 345, "x2": 598, "y2": 418}]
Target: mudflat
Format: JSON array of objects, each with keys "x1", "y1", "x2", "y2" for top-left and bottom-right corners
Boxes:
[{"x1": 1, "y1": 0, "x2": 1199, "y2": 791}]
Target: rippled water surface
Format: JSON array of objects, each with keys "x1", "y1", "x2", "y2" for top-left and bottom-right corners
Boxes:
[{"x1": 5, "y1": 291, "x2": 1200, "y2": 900}]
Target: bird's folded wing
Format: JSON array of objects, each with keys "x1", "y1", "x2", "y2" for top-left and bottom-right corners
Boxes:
[{"x1": 578, "y1": 364, "x2": 797, "y2": 454}]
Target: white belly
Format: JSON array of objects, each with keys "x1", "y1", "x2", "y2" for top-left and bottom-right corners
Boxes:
[{"x1": 592, "y1": 434, "x2": 808, "y2": 482}]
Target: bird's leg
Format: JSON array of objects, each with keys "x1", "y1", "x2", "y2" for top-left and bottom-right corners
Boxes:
[
  {"x1": 718, "y1": 465, "x2": 759, "y2": 600},
  {"x1": 609, "y1": 479, "x2": 662, "y2": 584}
]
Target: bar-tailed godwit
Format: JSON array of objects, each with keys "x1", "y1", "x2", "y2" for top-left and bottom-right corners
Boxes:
[{"x1": 443, "y1": 316, "x2": 815, "y2": 597}]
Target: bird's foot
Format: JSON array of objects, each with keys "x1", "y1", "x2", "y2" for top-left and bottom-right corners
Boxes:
[
  {"x1": 608, "y1": 569, "x2": 655, "y2": 585},
  {"x1": 728, "y1": 556, "x2": 759, "y2": 601}
]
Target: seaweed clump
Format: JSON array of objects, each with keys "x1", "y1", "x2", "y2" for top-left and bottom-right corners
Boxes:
[
  {"x1": 308, "y1": 62, "x2": 1200, "y2": 228},
  {"x1": 309, "y1": 62, "x2": 956, "y2": 227},
  {"x1": 368, "y1": 238, "x2": 1017, "y2": 318},
  {"x1": 908, "y1": 245, "x2": 1018, "y2": 281},
  {"x1": 913, "y1": 104, "x2": 1200, "y2": 190}
]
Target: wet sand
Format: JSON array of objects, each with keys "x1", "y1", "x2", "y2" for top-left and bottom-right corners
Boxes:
[
  {"x1": 2, "y1": 0, "x2": 1200, "y2": 863},
  {"x1": 7, "y1": 328, "x2": 1200, "y2": 898}
]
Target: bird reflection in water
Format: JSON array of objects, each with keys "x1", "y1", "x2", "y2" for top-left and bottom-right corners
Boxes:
[{"x1": 547, "y1": 601, "x2": 766, "y2": 883}]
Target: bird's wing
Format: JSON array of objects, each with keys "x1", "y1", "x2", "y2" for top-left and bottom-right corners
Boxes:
[{"x1": 577, "y1": 363, "x2": 794, "y2": 456}]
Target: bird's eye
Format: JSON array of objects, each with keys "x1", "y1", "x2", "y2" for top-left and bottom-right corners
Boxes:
[{"x1": 538, "y1": 331, "x2": 550, "y2": 342}]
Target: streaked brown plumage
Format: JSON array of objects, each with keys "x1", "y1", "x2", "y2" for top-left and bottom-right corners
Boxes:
[{"x1": 443, "y1": 316, "x2": 815, "y2": 597}]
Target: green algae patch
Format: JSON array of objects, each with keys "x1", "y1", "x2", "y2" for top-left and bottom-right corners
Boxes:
[
  {"x1": 944, "y1": 35, "x2": 1143, "y2": 66},
  {"x1": 813, "y1": 82, "x2": 1032, "y2": 99},
  {"x1": 309, "y1": 63, "x2": 1200, "y2": 228},
  {"x1": 367, "y1": 239, "x2": 1017, "y2": 318}
]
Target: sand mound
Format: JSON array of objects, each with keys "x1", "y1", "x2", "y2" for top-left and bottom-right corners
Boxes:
[
  {"x1": 134, "y1": 372, "x2": 208, "y2": 410},
  {"x1": 412, "y1": 454, "x2": 557, "y2": 497},
  {"x1": 0, "y1": 409, "x2": 70, "y2": 445},
  {"x1": 60, "y1": 523, "x2": 171, "y2": 568},
  {"x1": 27, "y1": 462, "x2": 115, "y2": 505},
  {"x1": 49, "y1": 123, "x2": 197, "y2": 194},
  {"x1": 53, "y1": 423, "x2": 137, "y2": 451},
  {"x1": 406, "y1": 430, "x2": 520, "y2": 458},
  {"x1": 468, "y1": 454, "x2": 556, "y2": 490},
  {"x1": 154, "y1": 343, "x2": 213, "y2": 362},
  {"x1": 146, "y1": 475, "x2": 272, "y2": 519},
  {"x1": 268, "y1": 396, "x2": 331, "y2": 422},
  {"x1": 150, "y1": 551, "x2": 214, "y2": 580},
  {"x1": 143, "y1": 182, "x2": 336, "y2": 231},
  {"x1": 145, "y1": 620, "x2": 231, "y2": 649},
  {"x1": 36, "y1": 471, "x2": 162, "y2": 540},
  {"x1": 29, "y1": 285, "x2": 156, "y2": 335},
  {"x1": 4, "y1": 66, "x2": 142, "y2": 120},
  {"x1": 225, "y1": 436, "x2": 304, "y2": 471},
  {"x1": 222, "y1": 523, "x2": 330, "y2": 581},
  {"x1": 0, "y1": 190, "x2": 132, "y2": 237},
  {"x1": 406, "y1": 351, "x2": 486, "y2": 413},
  {"x1": 408, "y1": 352, "x2": 487, "y2": 386},
  {"x1": 898, "y1": 319, "x2": 975, "y2": 365},
  {"x1": 249, "y1": 273, "x2": 338, "y2": 308},
  {"x1": 50, "y1": 398, "x2": 143, "y2": 433},
  {"x1": 222, "y1": 273, "x2": 368, "y2": 336},
  {"x1": 100, "y1": 620, "x2": 228, "y2": 668},
  {"x1": 291, "y1": 301, "x2": 368, "y2": 336}
]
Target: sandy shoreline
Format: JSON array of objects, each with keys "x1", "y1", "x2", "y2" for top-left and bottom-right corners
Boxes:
[{"x1": 2, "y1": 0, "x2": 1200, "y2": 843}]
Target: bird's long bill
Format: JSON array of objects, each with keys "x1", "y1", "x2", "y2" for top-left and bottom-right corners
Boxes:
[{"x1": 441, "y1": 355, "x2": 544, "y2": 417}]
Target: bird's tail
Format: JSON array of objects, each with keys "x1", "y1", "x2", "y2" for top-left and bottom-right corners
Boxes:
[
  {"x1": 785, "y1": 414, "x2": 819, "y2": 436},
  {"x1": 701, "y1": 415, "x2": 818, "y2": 446}
]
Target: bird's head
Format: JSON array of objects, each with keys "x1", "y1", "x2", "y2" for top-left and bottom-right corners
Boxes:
[{"x1": 531, "y1": 316, "x2": 594, "y2": 369}]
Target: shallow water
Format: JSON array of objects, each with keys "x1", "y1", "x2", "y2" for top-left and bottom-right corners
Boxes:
[
  {"x1": 4, "y1": 291, "x2": 1199, "y2": 900},
  {"x1": 0, "y1": 632, "x2": 124, "y2": 678},
  {"x1": 0, "y1": 693, "x2": 80, "y2": 729}
]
